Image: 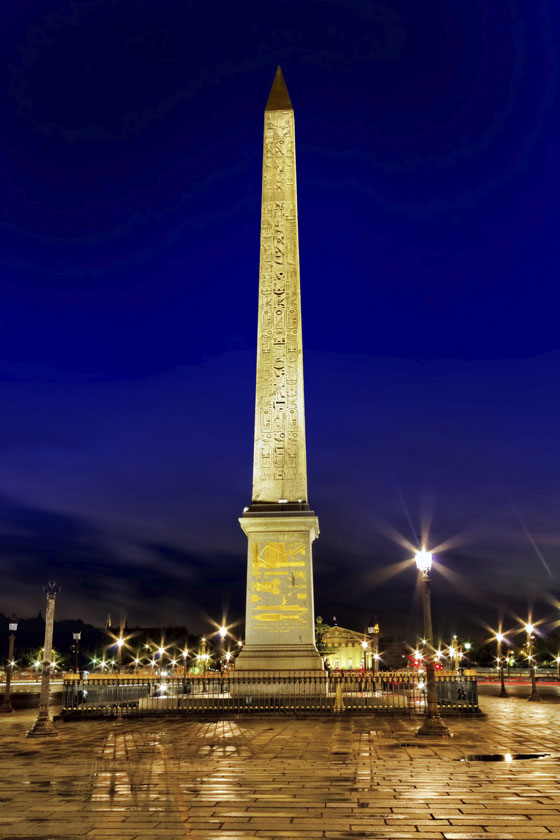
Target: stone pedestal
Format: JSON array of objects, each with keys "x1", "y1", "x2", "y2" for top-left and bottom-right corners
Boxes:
[{"x1": 236, "y1": 511, "x2": 324, "y2": 672}]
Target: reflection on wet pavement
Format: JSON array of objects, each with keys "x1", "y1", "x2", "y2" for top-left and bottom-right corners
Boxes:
[{"x1": 1, "y1": 697, "x2": 560, "y2": 839}]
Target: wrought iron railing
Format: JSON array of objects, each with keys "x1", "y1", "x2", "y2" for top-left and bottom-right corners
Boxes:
[{"x1": 60, "y1": 672, "x2": 479, "y2": 717}]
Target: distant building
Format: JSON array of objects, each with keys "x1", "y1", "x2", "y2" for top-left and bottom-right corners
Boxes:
[
  {"x1": 320, "y1": 625, "x2": 370, "y2": 670},
  {"x1": 315, "y1": 617, "x2": 406, "y2": 671}
]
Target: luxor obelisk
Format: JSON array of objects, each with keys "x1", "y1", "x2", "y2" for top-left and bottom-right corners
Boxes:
[{"x1": 236, "y1": 67, "x2": 323, "y2": 672}]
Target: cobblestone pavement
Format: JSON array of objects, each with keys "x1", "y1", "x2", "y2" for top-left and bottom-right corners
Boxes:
[{"x1": 1, "y1": 697, "x2": 560, "y2": 840}]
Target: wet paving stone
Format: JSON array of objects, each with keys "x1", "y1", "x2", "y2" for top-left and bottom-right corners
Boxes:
[{"x1": 1, "y1": 699, "x2": 560, "y2": 838}]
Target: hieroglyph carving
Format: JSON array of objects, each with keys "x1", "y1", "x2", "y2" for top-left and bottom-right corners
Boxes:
[
  {"x1": 252, "y1": 107, "x2": 308, "y2": 503},
  {"x1": 245, "y1": 532, "x2": 315, "y2": 643}
]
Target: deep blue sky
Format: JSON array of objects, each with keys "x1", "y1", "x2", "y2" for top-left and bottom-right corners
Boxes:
[{"x1": 1, "y1": 0, "x2": 559, "y2": 640}]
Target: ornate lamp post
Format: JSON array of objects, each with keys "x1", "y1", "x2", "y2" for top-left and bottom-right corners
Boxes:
[
  {"x1": 200, "y1": 637, "x2": 208, "y2": 675},
  {"x1": 218, "y1": 626, "x2": 227, "y2": 672},
  {"x1": 415, "y1": 548, "x2": 449, "y2": 737},
  {"x1": 27, "y1": 582, "x2": 61, "y2": 738},
  {"x1": 116, "y1": 636, "x2": 124, "y2": 672},
  {"x1": 496, "y1": 632, "x2": 508, "y2": 697},
  {"x1": 448, "y1": 643, "x2": 455, "y2": 672},
  {"x1": 361, "y1": 639, "x2": 369, "y2": 669},
  {"x1": 1, "y1": 615, "x2": 18, "y2": 714},
  {"x1": 525, "y1": 623, "x2": 540, "y2": 702},
  {"x1": 371, "y1": 623, "x2": 380, "y2": 674},
  {"x1": 182, "y1": 648, "x2": 189, "y2": 678},
  {"x1": 72, "y1": 631, "x2": 81, "y2": 674}
]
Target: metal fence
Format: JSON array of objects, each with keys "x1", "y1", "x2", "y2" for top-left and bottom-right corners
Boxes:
[{"x1": 60, "y1": 672, "x2": 479, "y2": 718}]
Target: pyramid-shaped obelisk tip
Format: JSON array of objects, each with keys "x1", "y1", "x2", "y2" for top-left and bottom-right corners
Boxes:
[{"x1": 265, "y1": 66, "x2": 292, "y2": 111}]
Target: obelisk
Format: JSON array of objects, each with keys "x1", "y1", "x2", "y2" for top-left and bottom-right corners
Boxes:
[{"x1": 236, "y1": 68, "x2": 323, "y2": 672}]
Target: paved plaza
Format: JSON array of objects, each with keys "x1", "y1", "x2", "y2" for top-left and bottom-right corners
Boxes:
[{"x1": 1, "y1": 697, "x2": 560, "y2": 839}]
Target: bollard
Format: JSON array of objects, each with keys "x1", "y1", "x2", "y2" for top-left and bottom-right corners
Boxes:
[{"x1": 333, "y1": 681, "x2": 345, "y2": 713}]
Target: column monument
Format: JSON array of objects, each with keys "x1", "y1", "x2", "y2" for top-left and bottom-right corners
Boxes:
[{"x1": 236, "y1": 68, "x2": 323, "y2": 672}]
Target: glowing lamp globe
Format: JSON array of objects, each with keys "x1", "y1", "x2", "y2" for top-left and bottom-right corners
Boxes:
[
  {"x1": 496, "y1": 633, "x2": 504, "y2": 643},
  {"x1": 415, "y1": 548, "x2": 432, "y2": 573},
  {"x1": 525, "y1": 623, "x2": 534, "y2": 635}
]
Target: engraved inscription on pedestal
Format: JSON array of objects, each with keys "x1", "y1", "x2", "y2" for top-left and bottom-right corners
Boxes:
[{"x1": 239, "y1": 514, "x2": 322, "y2": 670}]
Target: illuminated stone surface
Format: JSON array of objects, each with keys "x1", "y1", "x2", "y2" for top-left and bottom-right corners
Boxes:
[
  {"x1": 237, "y1": 68, "x2": 322, "y2": 672},
  {"x1": 238, "y1": 514, "x2": 321, "y2": 670},
  {"x1": 2, "y1": 698, "x2": 560, "y2": 838},
  {"x1": 252, "y1": 66, "x2": 307, "y2": 505}
]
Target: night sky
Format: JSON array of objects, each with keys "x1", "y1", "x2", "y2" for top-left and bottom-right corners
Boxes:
[{"x1": 1, "y1": 0, "x2": 560, "y2": 640}]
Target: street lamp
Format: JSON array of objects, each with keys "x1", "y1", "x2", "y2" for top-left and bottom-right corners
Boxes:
[
  {"x1": 414, "y1": 548, "x2": 449, "y2": 737},
  {"x1": 371, "y1": 623, "x2": 380, "y2": 674},
  {"x1": 555, "y1": 655, "x2": 560, "y2": 682},
  {"x1": 116, "y1": 636, "x2": 124, "y2": 672},
  {"x1": 495, "y1": 632, "x2": 508, "y2": 697},
  {"x1": 27, "y1": 582, "x2": 61, "y2": 738},
  {"x1": 1, "y1": 615, "x2": 18, "y2": 714},
  {"x1": 361, "y1": 639, "x2": 368, "y2": 669},
  {"x1": 182, "y1": 648, "x2": 189, "y2": 678},
  {"x1": 524, "y1": 622, "x2": 540, "y2": 702},
  {"x1": 218, "y1": 626, "x2": 227, "y2": 672},
  {"x1": 200, "y1": 637, "x2": 207, "y2": 676},
  {"x1": 72, "y1": 631, "x2": 81, "y2": 674}
]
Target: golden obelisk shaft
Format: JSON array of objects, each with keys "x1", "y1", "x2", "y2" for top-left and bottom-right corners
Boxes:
[{"x1": 252, "y1": 66, "x2": 307, "y2": 504}]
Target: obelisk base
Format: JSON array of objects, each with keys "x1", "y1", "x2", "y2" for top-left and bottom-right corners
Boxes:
[
  {"x1": 235, "y1": 644, "x2": 323, "y2": 672},
  {"x1": 237, "y1": 510, "x2": 324, "y2": 673}
]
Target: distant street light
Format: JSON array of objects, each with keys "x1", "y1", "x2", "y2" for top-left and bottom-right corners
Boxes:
[
  {"x1": 27, "y1": 583, "x2": 61, "y2": 738},
  {"x1": 361, "y1": 639, "x2": 369, "y2": 669},
  {"x1": 1, "y1": 615, "x2": 18, "y2": 714},
  {"x1": 72, "y1": 631, "x2": 81, "y2": 674},
  {"x1": 116, "y1": 636, "x2": 124, "y2": 672},
  {"x1": 555, "y1": 655, "x2": 560, "y2": 681},
  {"x1": 371, "y1": 623, "x2": 380, "y2": 674},
  {"x1": 200, "y1": 637, "x2": 208, "y2": 676},
  {"x1": 495, "y1": 632, "x2": 508, "y2": 698},
  {"x1": 524, "y1": 622, "x2": 540, "y2": 702},
  {"x1": 414, "y1": 548, "x2": 449, "y2": 737}
]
